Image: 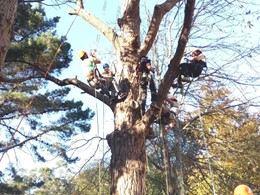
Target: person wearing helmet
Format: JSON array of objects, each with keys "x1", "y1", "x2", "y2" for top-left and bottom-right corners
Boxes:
[
  {"x1": 136, "y1": 55, "x2": 157, "y2": 115},
  {"x1": 158, "y1": 96, "x2": 179, "y2": 133},
  {"x1": 78, "y1": 49, "x2": 101, "y2": 84},
  {"x1": 172, "y1": 48, "x2": 207, "y2": 88},
  {"x1": 167, "y1": 96, "x2": 179, "y2": 116},
  {"x1": 101, "y1": 63, "x2": 127, "y2": 99},
  {"x1": 234, "y1": 184, "x2": 254, "y2": 195},
  {"x1": 78, "y1": 49, "x2": 111, "y2": 97},
  {"x1": 102, "y1": 63, "x2": 115, "y2": 78}
]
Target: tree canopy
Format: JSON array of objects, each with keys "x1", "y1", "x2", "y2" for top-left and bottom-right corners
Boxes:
[
  {"x1": 0, "y1": 2, "x2": 94, "y2": 170},
  {"x1": 0, "y1": 0, "x2": 259, "y2": 194}
]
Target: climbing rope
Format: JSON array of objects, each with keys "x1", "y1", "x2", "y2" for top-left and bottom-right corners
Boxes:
[
  {"x1": 172, "y1": 72, "x2": 215, "y2": 194},
  {"x1": 90, "y1": 1, "x2": 108, "y2": 194},
  {"x1": 0, "y1": 5, "x2": 82, "y2": 163},
  {"x1": 160, "y1": 124, "x2": 170, "y2": 194},
  {"x1": 180, "y1": 75, "x2": 216, "y2": 194}
]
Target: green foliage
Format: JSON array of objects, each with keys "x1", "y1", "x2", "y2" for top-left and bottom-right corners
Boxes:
[
  {"x1": 0, "y1": 3, "x2": 95, "y2": 192},
  {"x1": 6, "y1": 3, "x2": 71, "y2": 75},
  {"x1": 71, "y1": 162, "x2": 110, "y2": 195},
  {"x1": 146, "y1": 166, "x2": 167, "y2": 195},
  {"x1": 185, "y1": 85, "x2": 259, "y2": 194},
  {"x1": 29, "y1": 167, "x2": 70, "y2": 195},
  {"x1": 146, "y1": 84, "x2": 259, "y2": 194},
  {"x1": 11, "y1": 162, "x2": 111, "y2": 195}
]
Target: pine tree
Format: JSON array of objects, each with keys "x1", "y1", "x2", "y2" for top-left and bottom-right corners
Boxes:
[{"x1": 0, "y1": 4, "x2": 94, "y2": 192}]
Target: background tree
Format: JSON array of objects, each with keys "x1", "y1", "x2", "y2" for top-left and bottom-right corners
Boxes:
[
  {"x1": 146, "y1": 84, "x2": 259, "y2": 194},
  {"x1": 0, "y1": 0, "x2": 19, "y2": 70},
  {"x1": 0, "y1": 0, "x2": 259, "y2": 194},
  {"x1": 0, "y1": 3, "x2": 95, "y2": 193}
]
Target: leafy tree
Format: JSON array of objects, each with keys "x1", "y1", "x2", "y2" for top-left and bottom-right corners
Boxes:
[
  {"x1": 1, "y1": 0, "x2": 260, "y2": 194},
  {"x1": 192, "y1": 85, "x2": 260, "y2": 194},
  {"x1": 65, "y1": 0, "x2": 259, "y2": 194},
  {"x1": 146, "y1": 84, "x2": 259, "y2": 194},
  {"x1": 0, "y1": 3, "x2": 94, "y2": 193},
  {"x1": 71, "y1": 162, "x2": 110, "y2": 195},
  {"x1": 0, "y1": 0, "x2": 19, "y2": 70}
]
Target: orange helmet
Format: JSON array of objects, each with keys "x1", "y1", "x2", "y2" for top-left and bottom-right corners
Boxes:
[
  {"x1": 234, "y1": 185, "x2": 253, "y2": 195},
  {"x1": 78, "y1": 50, "x2": 88, "y2": 60},
  {"x1": 192, "y1": 48, "x2": 202, "y2": 56}
]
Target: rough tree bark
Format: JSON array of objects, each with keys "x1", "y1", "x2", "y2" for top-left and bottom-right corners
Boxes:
[
  {"x1": 68, "y1": 0, "x2": 195, "y2": 194},
  {"x1": 0, "y1": 0, "x2": 19, "y2": 70}
]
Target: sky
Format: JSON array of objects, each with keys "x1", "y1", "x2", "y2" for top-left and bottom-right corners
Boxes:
[
  {"x1": 1, "y1": 0, "x2": 122, "y2": 177},
  {"x1": 1, "y1": 0, "x2": 163, "y2": 175},
  {"x1": 1, "y1": 0, "x2": 260, "y2": 181},
  {"x1": 42, "y1": 0, "x2": 260, "y2": 172}
]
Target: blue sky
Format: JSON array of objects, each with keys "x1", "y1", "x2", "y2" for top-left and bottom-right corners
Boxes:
[
  {"x1": 1, "y1": 0, "x2": 259, "y2": 178},
  {"x1": 1, "y1": 0, "x2": 120, "y2": 175}
]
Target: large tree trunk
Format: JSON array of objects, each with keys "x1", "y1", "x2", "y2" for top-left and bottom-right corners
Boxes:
[
  {"x1": 69, "y1": 1, "x2": 195, "y2": 194},
  {"x1": 107, "y1": 128, "x2": 146, "y2": 195},
  {"x1": 0, "y1": 0, "x2": 19, "y2": 70}
]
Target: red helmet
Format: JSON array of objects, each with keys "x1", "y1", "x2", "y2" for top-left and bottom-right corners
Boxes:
[
  {"x1": 234, "y1": 185, "x2": 253, "y2": 195},
  {"x1": 167, "y1": 96, "x2": 177, "y2": 106},
  {"x1": 169, "y1": 96, "x2": 177, "y2": 102},
  {"x1": 192, "y1": 49, "x2": 202, "y2": 56}
]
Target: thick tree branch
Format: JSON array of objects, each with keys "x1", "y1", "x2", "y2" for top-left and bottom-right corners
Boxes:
[
  {"x1": 140, "y1": 0, "x2": 195, "y2": 132},
  {"x1": 44, "y1": 73, "x2": 116, "y2": 110},
  {"x1": 119, "y1": 0, "x2": 141, "y2": 33},
  {"x1": 159, "y1": 0, "x2": 195, "y2": 98},
  {"x1": 163, "y1": 0, "x2": 195, "y2": 88},
  {"x1": 139, "y1": 0, "x2": 180, "y2": 55},
  {"x1": 68, "y1": 0, "x2": 121, "y2": 51},
  {"x1": 0, "y1": 73, "x2": 41, "y2": 83}
]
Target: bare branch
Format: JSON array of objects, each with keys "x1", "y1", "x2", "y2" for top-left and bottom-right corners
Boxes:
[
  {"x1": 142, "y1": 0, "x2": 196, "y2": 129},
  {"x1": 68, "y1": 1, "x2": 121, "y2": 51},
  {"x1": 140, "y1": 0, "x2": 180, "y2": 55}
]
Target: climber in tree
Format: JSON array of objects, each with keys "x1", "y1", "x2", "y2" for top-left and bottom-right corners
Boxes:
[
  {"x1": 78, "y1": 49, "x2": 110, "y2": 97},
  {"x1": 101, "y1": 63, "x2": 127, "y2": 99},
  {"x1": 173, "y1": 48, "x2": 207, "y2": 88},
  {"x1": 136, "y1": 56, "x2": 157, "y2": 115},
  {"x1": 156, "y1": 96, "x2": 179, "y2": 134}
]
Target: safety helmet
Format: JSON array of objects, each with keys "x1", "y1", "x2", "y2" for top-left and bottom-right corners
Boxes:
[
  {"x1": 103, "y1": 63, "x2": 109, "y2": 68},
  {"x1": 234, "y1": 185, "x2": 253, "y2": 195},
  {"x1": 167, "y1": 96, "x2": 177, "y2": 106},
  {"x1": 78, "y1": 50, "x2": 87, "y2": 59},
  {"x1": 169, "y1": 96, "x2": 177, "y2": 102},
  {"x1": 192, "y1": 48, "x2": 202, "y2": 56}
]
